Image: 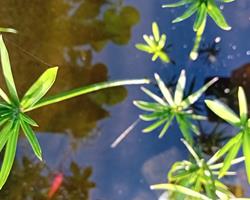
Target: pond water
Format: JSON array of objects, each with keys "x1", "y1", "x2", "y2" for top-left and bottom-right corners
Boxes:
[{"x1": 0, "y1": 0, "x2": 250, "y2": 199}]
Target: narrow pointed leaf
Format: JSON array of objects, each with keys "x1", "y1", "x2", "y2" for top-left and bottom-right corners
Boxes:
[
  {"x1": 21, "y1": 67, "x2": 58, "y2": 109},
  {"x1": 20, "y1": 113, "x2": 38, "y2": 127},
  {"x1": 172, "y1": 2, "x2": 200, "y2": 23},
  {"x1": 158, "y1": 34, "x2": 166, "y2": 49},
  {"x1": 0, "y1": 88, "x2": 11, "y2": 104},
  {"x1": 0, "y1": 121, "x2": 13, "y2": 152},
  {"x1": 135, "y1": 44, "x2": 153, "y2": 53},
  {"x1": 152, "y1": 22, "x2": 160, "y2": 42},
  {"x1": 158, "y1": 116, "x2": 174, "y2": 138},
  {"x1": 143, "y1": 35, "x2": 156, "y2": 48},
  {"x1": 0, "y1": 35, "x2": 19, "y2": 103},
  {"x1": 205, "y1": 99, "x2": 240, "y2": 126},
  {"x1": 181, "y1": 138, "x2": 200, "y2": 163},
  {"x1": 243, "y1": 131, "x2": 250, "y2": 183},
  {"x1": 0, "y1": 121, "x2": 19, "y2": 189},
  {"x1": 207, "y1": 0, "x2": 231, "y2": 30},
  {"x1": 219, "y1": 140, "x2": 241, "y2": 178},
  {"x1": 208, "y1": 132, "x2": 242, "y2": 165},
  {"x1": 181, "y1": 77, "x2": 218, "y2": 109},
  {"x1": 193, "y1": 3, "x2": 207, "y2": 31},
  {"x1": 133, "y1": 100, "x2": 166, "y2": 111},
  {"x1": 176, "y1": 115, "x2": 193, "y2": 144},
  {"x1": 162, "y1": 0, "x2": 193, "y2": 8},
  {"x1": 154, "y1": 73, "x2": 174, "y2": 106},
  {"x1": 174, "y1": 70, "x2": 186, "y2": 104},
  {"x1": 150, "y1": 184, "x2": 211, "y2": 200},
  {"x1": 152, "y1": 54, "x2": 159, "y2": 61},
  {"x1": 25, "y1": 79, "x2": 150, "y2": 111},
  {"x1": 142, "y1": 118, "x2": 167, "y2": 133},
  {"x1": 141, "y1": 86, "x2": 168, "y2": 106},
  {"x1": 158, "y1": 52, "x2": 170, "y2": 63},
  {"x1": 20, "y1": 119, "x2": 42, "y2": 160},
  {"x1": 238, "y1": 86, "x2": 248, "y2": 121},
  {"x1": 139, "y1": 112, "x2": 167, "y2": 121},
  {"x1": 0, "y1": 28, "x2": 17, "y2": 34}
]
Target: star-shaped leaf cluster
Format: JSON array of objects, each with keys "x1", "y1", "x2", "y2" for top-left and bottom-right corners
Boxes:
[
  {"x1": 151, "y1": 139, "x2": 244, "y2": 200},
  {"x1": 205, "y1": 86, "x2": 250, "y2": 183},
  {"x1": 162, "y1": 0, "x2": 234, "y2": 60},
  {"x1": 134, "y1": 70, "x2": 218, "y2": 143},
  {"x1": 135, "y1": 22, "x2": 170, "y2": 63}
]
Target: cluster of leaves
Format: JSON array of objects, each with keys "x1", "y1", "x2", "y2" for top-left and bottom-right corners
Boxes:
[
  {"x1": 0, "y1": 34, "x2": 150, "y2": 189},
  {"x1": 205, "y1": 86, "x2": 250, "y2": 183},
  {"x1": 134, "y1": 70, "x2": 218, "y2": 144},
  {"x1": 151, "y1": 139, "x2": 244, "y2": 200},
  {"x1": 162, "y1": 0, "x2": 235, "y2": 60},
  {"x1": 135, "y1": 22, "x2": 170, "y2": 63}
]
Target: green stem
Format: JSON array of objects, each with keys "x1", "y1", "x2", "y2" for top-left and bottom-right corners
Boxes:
[{"x1": 24, "y1": 79, "x2": 150, "y2": 112}]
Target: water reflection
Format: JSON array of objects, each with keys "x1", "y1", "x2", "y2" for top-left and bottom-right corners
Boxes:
[
  {"x1": 0, "y1": 156, "x2": 95, "y2": 200},
  {"x1": 0, "y1": 0, "x2": 139, "y2": 138}
]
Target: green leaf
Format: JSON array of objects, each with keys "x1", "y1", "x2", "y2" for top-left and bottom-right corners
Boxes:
[
  {"x1": 143, "y1": 34, "x2": 156, "y2": 48},
  {"x1": 172, "y1": 1, "x2": 200, "y2": 23},
  {"x1": 174, "y1": 70, "x2": 186, "y2": 105},
  {"x1": 154, "y1": 73, "x2": 174, "y2": 106},
  {"x1": 21, "y1": 67, "x2": 58, "y2": 110},
  {"x1": 25, "y1": 79, "x2": 150, "y2": 111},
  {"x1": 219, "y1": 139, "x2": 241, "y2": 178},
  {"x1": 0, "y1": 120, "x2": 19, "y2": 189},
  {"x1": 238, "y1": 86, "x2": 248, "y2": 122},
  {"x1": 152, "y1": 53, "x2": 159, "y2": 61},
  {"x1": 141, "y1": 86, "x2": 168, "y2": 106},
  {"x1": 158, "y1": 34, "x2": 167, "y2": 49},
  {"x1": 20, "y1": 119, "x2": 42, "y2": 160},
  {"x1": 207, "y1": 0, "x2": 231, "y2": 30},
  {"x1": 135, "y1": 44, "x2": 153, "y2": 53},
  {"x1": 150, "y1": 184, "x2": 211, "y2": 200},
  {"x1": 0, "y1": 28, "x2": 17, "y2": 34},
  {"x1": 158, "y1": 51, "x2": 170, "y2": 63},
  {"x1": 142, "y1": 117, "x2": 167, "y2": 133},
  {"x1": 162, "y1": 0, "x2": 193, "y2": 8},
  {"x1": 139, "y1": 112, "x2": 167, "y2": 121},
  {"x1": 133, "y1": 100, "x2": 166, "y2": 111},
  {"x1": 208, "y1": 132, "x2": 243, "y2": 165},
  {"x1": 0, "y1": 88, "x2": 11, "y2": 104},
  {"x1": 176, "y1": 115, "x2": 193, "y2": 144},
  {"x1": 0, "y1": 121, "x2": 13, "y2": 152},
  {"x1": 20, "y1": 113, "x2": 38, "y2": 127},
  {"x1": 181, "y1": 138, "x2": 200, "y2": 163},
  {"x1": 158, "y1": 115, "x2": 174, "y2": 138},
  {"x1": 243, "y1": 130, "x2": 250, "y2": 183},
  {"x1": 0, "y1": 35, "x2": 19, "y2": 103},
  {"x1": 181, "y1": 77, "x2": 218, "y2": 109},
  {"x1": 152, "y1": 22, "x2": 160, "y2": 42},
  {"x1": 193, "y1": 3, "x2": 207, "y2": 31},
  {"x1": 205, "y1": 99, "x2": 240, "y2": 126}
]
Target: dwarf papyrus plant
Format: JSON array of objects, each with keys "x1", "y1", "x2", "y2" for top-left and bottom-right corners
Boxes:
[
  {"x1": 162, "y1": 0, "x2": 234, "y2": 60},
  {"x1": 151, "y1": 139, "x2": 245, "y2": 200},
  {"x1": 135, "y1": 22, "x2": 170, "y2": 63},
  {"x1": 205, "y1": 86, "x2": 250, "y2": 183},
  {"x1": 0, "y1": 35, "x2": 150, "y2": 189},
  {"x1": 134, "y1": 70, "x2": 218, "y2": 144}
]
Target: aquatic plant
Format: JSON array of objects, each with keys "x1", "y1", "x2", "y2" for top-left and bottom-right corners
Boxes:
[
  {"x1": 151, "y1": 139, "x2": 244, "y2": 200},
  {"x1": 135, "y1": 22, "x2": 170, "y2": 63},
  {"x1": 0, "y1": 35, "x2": 150, "y2": 189},
  {"x1": 205, "y1": 86, "x2": 250, "y2": 183},
  {"x1": 134, "y1": 70, "x2": 218, "y2": 143},
  {"x1": 0, "y1": 27, "x2": 17, "y2": 34},
  {"x1": 162, "y1": 0, "x2": 234, "y2": 60}
]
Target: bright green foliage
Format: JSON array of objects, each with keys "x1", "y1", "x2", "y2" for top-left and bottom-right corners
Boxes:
[
  {"x1": 0, "y1": 35, "x2": 150, "y2": 189},
  {"x1": 135, "y1": 22, "x2": 170, "y2": 63},
  {"x1": 150, "y1": 139, "x2": 245, "y2": 200},
  {"x1": 205, "y1": 86, "x2": 250, "y2": 183},
  {"x1": 134, "y1": 70, "x2": 218, "y2": 143},
  {"x1": 0, "y1": 28, "x2": 17, "y2": 34},
  {"x1": 162, "y1": 0, "x2": 234, "y2": 60}
]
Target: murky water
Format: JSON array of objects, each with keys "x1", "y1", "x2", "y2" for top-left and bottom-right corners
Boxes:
[{"x1": 0, "y1": 0, "x2": 250, "y2": 199}]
